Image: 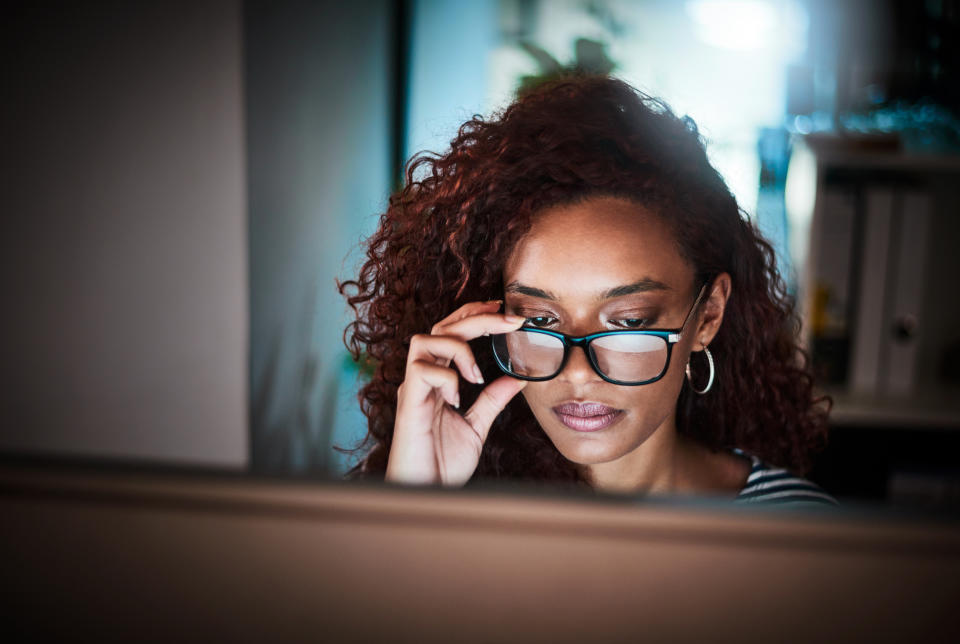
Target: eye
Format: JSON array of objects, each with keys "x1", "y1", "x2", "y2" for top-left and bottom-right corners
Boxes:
[
  {"x1": 525, "y1": 316, "x2": 557, "y2": 328},
  {"x1": 612, "y1": 318, "x2": 650, "y2": 329}
]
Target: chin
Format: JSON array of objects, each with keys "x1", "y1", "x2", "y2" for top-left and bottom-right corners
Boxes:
[
  {"x1": 538, "y1": 419, "x2": 639, "y2": 466},
  {"x1": 554, "y1": 443, "x2": 624, "y2": 466},
  {"x1": 531, "y1": 407, "x2": 662, "y2": 467}
]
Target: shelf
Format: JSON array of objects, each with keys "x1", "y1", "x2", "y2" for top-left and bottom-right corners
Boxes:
[
  {"x1": 802, "y1": 135, "x2": 960, "y2": 173},
  {"x1": 826, "y1": 388, "x2": 960, "y2": 430},
  {"x1": 816, "y1": 150, "x2": 960, "y2": 173}
]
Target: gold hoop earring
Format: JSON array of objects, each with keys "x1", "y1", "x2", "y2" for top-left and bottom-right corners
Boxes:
[{"x1": 685, "y1": 346, "x2": 715, "y2": 395}]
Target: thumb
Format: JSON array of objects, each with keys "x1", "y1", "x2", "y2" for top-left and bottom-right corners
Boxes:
[{"x1": 463, "y1": 375, "x2": 528, "y2": 443}]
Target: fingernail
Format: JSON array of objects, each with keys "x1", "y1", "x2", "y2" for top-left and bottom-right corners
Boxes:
[
  {"x1": 504, "y1": 315, "x2": 525, "y2": 324},
  {"x1": 473, "y1": 364, "x2": 484, "y2": 384},
  {"x1": 486, "y1": 299, "x2": 503, "y2": 305},
  {"x1": 453, "y1": 393, "x2": 461, "y2": 409}
]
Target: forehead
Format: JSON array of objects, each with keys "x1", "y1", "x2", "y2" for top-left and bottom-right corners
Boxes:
[{"x1": 504, "y1": 196, "x2": 693, "y2": 298}]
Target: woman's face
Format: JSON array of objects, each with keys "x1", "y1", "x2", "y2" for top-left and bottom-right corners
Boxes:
[{"x1": 502, "y1": 195, "x2": 712, "y2": 467}]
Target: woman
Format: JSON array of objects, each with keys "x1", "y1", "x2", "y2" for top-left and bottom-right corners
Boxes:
[{"x1": 340, "y1": 75, "x2": 834, "y2": 505}]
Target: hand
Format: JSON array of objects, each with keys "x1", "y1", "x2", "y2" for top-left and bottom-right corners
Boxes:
[{"x1": 385, "y1": 300, "x2": 528, "y2": 486}]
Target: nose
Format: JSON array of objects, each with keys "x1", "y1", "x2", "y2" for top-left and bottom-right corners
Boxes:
[{"x1": 558, "y1": 344, "x2": 602, "y2": 385}]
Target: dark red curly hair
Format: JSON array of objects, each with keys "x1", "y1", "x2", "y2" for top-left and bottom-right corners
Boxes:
[{"x1": 339, "y1": 75, "x2": 829, "y2": 482}]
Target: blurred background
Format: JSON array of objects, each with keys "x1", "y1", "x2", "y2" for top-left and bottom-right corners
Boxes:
[{"x1": 2, "y1": 0, "x2": 959, "y2": 507}]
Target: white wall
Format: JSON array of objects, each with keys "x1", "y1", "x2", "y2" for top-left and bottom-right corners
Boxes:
[{"x1": 1, "y1": 2, "x2": 248, "y2": 467}]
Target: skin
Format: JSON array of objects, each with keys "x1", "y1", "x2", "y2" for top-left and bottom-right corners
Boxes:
[{"x1": 387, "y1": 195, "x2": 749, "y2": 496}]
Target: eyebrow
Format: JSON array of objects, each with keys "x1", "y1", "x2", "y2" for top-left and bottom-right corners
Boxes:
[
  {"x1": 504, "y1": 278, "x2": 671, "y2": 301},
  {"x1": 601, "y1": 278, "x2": 671, "y2": 299},
  {"x1": 504, "y1": 282, "x2": 557, "y2": 300}
]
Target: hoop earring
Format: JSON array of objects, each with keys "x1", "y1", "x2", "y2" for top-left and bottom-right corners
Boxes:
[{"x1": 685, "y1": 346, "x2": 715, "y2": 395}]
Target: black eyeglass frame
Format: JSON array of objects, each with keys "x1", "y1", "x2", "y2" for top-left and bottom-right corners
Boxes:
[{"x1": 491, "y1": 282, "x2": 709, "y2": 386}]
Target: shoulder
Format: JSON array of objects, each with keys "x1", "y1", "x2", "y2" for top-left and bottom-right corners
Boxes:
[{"x1": 732, "y1": 450, "x2": 838, "y2": 507}]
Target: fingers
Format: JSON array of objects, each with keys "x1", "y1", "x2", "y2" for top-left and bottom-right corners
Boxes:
[
  {"x1": 401, "y1": 299, "x2": 527, "y2": 418},
  {"x1": 433, "y1": 300, "x2": 502, "y2": 328},
  {"x1": 431, "y1": 301, "x2": 525, "y2": 340},
  {"x1": 463, "y1": 375, "x2": 528, "y2": 443},
  {"x1": 407, "y1": 301, "x2": 525, "y2": 384},
  {"x1": 433, "y1": 313, "x2": 525, "y2": 341},
  {"x1": 408, "y1": 334, "x2": 485, "y2": 383},
  {"x1": 403, "y1": 361, "x2": 462, "y2": 408}
]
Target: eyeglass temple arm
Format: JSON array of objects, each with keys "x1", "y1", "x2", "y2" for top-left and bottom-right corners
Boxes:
[{"x1": 672, "y1": 281, "x2": 710, "y2": 343}]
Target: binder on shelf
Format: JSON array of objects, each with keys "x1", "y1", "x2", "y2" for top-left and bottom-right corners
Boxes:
[
  {"x1": 883, "y1": 192, "x2": 931, "y2": 395},
  {"x1": 849, "y1": 188, "x2": 893, "y2": 396},
  {"x1": 808, "y1": 188, "x2": 856, "y2": 385}
]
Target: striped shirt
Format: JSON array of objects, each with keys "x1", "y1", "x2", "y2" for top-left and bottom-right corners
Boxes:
[{"x1": 733, "y1": 451, "x2": 838, "y2": 507}]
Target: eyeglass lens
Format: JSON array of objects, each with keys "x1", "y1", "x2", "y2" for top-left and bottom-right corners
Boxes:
[{"x1": 493, "y1": 330, "x2": 668, "y2": 383}]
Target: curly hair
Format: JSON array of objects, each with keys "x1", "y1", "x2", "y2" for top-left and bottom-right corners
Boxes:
[{"x1": 339, "y1": 75, "x2": 830, "y2": 482}]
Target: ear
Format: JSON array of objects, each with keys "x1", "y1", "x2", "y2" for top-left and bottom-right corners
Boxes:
[{"x1": 692, "y1": 272, "x2": 731, "y2": 350}]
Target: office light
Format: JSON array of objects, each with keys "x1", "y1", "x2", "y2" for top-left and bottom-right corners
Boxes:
[{"x1": 685, "y1": 1, "x2": 797, "y2": 52}]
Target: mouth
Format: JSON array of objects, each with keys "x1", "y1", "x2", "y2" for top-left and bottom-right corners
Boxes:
[{"x1": 552, "y1": 401, "x2": 624, "y2": 432}]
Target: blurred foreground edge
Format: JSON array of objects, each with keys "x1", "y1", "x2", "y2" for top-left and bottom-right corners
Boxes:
[{"x1": 2, "y1": 457, "x2": 958, "y2": 643}]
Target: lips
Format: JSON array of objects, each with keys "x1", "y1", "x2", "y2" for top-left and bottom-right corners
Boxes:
[{"x1": 552, "y1": 402, "x2": 623, "y2": 432}]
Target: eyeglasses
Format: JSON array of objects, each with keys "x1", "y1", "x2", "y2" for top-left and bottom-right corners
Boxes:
[{"x1": 491, "y1": 283, "x2": 708, "y2": 386}]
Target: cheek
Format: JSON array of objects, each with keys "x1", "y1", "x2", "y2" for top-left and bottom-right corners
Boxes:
[
  {"x1": 519, "y1": 382, "x2": 550, "y2": 413},
  {"x1": 651, "y1": 346, "x2": 691, "y2": 407},
  {"x1": 619, "y1": 375, "x2": 682, "y2": 424}
]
